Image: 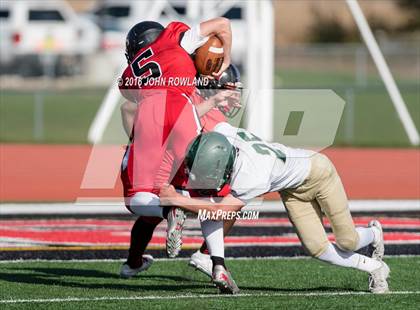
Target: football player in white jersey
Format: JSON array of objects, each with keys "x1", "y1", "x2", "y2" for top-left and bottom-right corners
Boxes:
[{"x1": 159, "y1": 122, "x2": 390, "y2": 294}]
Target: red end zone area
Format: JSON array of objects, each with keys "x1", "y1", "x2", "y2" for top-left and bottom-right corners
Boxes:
[
  {"x1": 1, "y1": 144, "x2": 419, "y2": 202},
  {"x1": 1, "y1": 217, "x2": 420, "y2": 247},
  {"x1": 1, "y1": 216, "x2": 419, "y2": 259}
]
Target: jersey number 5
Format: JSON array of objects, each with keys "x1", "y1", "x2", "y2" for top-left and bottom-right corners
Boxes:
[{"x1": 131, "y1": 47, "x2": 162, "y2": 84}]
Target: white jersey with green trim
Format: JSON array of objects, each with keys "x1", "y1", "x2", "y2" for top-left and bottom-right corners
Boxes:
[{"x1": 214, "y1": 122, "x2": 314, "y2": 202}]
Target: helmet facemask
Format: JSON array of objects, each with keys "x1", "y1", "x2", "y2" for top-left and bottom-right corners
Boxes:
[
  {"x1": 197, "y1": 64, "x2": 243, "y2": 118},
  {"x1": 217, "y1": 82, "x2": 243, "y2": 118}
]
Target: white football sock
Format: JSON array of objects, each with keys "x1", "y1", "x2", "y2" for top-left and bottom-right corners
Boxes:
[
  {"x1": 200, "y1": 220, "x2": 224, "y2": 258},
  {"x1": 318, "y1": 243, "x2": 381, "y2": 273},
  {"x1": 355, "y1": 227, "x2": 375, "y2": 250}
]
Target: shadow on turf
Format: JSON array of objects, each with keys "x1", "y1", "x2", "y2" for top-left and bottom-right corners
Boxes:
[
  {"x1": 0, "y1": 268, "x2": 364, "y2": 294},
  {"x1": 0, "y1": 267, "x2": 209, "y2": 292},
  {"x1": 11, "y1": 267, "x2": 201, "y2": 283},
  {"x1": 0, "y1": 273, "x2": 207, "y2": 292},
  {"x1": 14, "y1": 267, "x2": 120, "y2": 279}
]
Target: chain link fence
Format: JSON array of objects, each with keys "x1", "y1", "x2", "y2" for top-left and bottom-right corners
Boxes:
[
  {"x1": 0, "y1": 42, "x2": 418, "y2": 146},
  {"x1": 273, "y1": 41, "x2": 419, "y2": 146}
]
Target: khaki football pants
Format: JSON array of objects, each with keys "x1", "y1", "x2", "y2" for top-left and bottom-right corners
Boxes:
[{"x1": 280, "y1": 153, "x2": 359, "y2": 257}]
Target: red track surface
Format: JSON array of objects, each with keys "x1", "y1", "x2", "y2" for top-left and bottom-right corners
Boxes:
[{"x1": 1, "y1": 144, "x2": 419, "y2": 201}]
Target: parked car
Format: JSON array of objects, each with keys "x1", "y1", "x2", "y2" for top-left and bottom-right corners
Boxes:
[
  {"x1": 86, "y1": 0, "x2": 245, "y2": 65},
  {"x1": 0, "y1": 0, "x2": 100, "y2": 76}
]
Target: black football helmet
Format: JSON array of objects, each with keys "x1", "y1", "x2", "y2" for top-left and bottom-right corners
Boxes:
[
  {"x1": 198, "y1": 64, "x2": 243, "y2": 118},
  {"x1": 218, "y1": 63, "x2": 241, "y2": 87},
  {"x1": 125, "y1": 21, "x2": 164, "y2": 63}
]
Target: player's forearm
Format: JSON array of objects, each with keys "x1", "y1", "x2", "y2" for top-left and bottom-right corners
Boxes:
[
  {"x1": 200, "y1": 17, "x2": 230, "y2": 37},
  {"x1": 163, "y1": 194, "x2": 219, "y2": 214},
  {"x1": 215, "y1": 23, "x2": 232, "y2": 66},
  {"x1": 162, "y1": 194, "x2": 243, "y2": 215},
  {"x1": 194, "y1": 97, "x2": 216, "y2": 117},
  {"x1": 179, "y1": 202, "x2": 219, "y2": 215},
  {"x1": 120, "y1": 101, "x2": 137, "y2": 136},
  {"x1": 200, "y1": 17, "x2": 232, "y2": 59}
]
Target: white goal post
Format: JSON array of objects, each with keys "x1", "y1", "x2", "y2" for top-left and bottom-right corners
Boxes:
[
  {"x1": 88, "y1": 0, "x2": 274, "y2": 144},
  {"x1": 88, "y1": 0, "x2": 419, "y2": 145},
  {"x1": 345, "y1": 0, "x2": 419, "y2": 145}
]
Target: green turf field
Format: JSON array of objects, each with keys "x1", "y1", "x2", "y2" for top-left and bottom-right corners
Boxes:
[
  {"x1": 0, "y1": 257, "x2": 419, "y2": 309},
  {"x1": 0, "y1": 69, "x2": 418, "y2": 146}
]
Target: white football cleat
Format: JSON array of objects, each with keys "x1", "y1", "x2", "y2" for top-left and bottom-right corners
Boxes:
[
  {"x1": 120, "y1": 254, "x2": 154, "y2": 279},
  {"x1": 212, "y1": 265, "x2": 240, "y2": 295},
  {"x1": 166, "y1": 207, "x2": 186, "y2": 258},
  {"x1": 369, "y1": 220, "x2": 385, "y2": 260},
  {"x1": 188, "y1": 250, "x2": 213, "y2": 278},
  {"x1": 369, "y1": 261, "x2": 390, "y2": 294}
]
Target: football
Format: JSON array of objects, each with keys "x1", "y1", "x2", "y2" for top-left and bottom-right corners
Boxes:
[{"x1": 194, "y1": 36, "x2": 224, "y2": 75}]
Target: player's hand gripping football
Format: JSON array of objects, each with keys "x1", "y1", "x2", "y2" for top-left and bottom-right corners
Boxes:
[{"x1": 213, "y1": 55, "x2": 231, "y2": 77}]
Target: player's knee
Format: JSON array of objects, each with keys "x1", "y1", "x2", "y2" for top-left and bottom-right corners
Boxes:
[
  {"x1": 125, "y1": 192, "x2": 161, "y2": 217},
  {"x1": 130, "y1": 192, "x2": 160, "y2": 207},
  {"x1": 336, "y1": 235, "x2": 358, "y2": 252}
]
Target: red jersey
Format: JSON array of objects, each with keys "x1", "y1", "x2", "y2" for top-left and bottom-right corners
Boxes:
[
  {"x1": 119, "y1": 21, "x2": 197, "y2": 100},
  {"x1": 190, "y1": 90, "x2": 226, "y2": 132},
  {"x1": 121, "y1": 89, "x2": 227, "y2": 198}
]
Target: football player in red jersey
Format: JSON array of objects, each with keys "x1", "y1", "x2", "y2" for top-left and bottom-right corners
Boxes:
[
  {"x1": 120, "y1": 73, "x2": 241, "y2": 294},
  {"x1": 117, "y1": 17, "x2": 241, "y2": 293},
  {"x1": 119, "y1": 19, "x2": 232, "y2": 201}
]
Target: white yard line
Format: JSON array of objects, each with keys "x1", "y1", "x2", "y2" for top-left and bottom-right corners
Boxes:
[
  {"x1": 1, "y1": 291, "x2": 419, "y2": 304},
  {"x1": 1, "y1": 199, "x2": 419, "y2": 214}
]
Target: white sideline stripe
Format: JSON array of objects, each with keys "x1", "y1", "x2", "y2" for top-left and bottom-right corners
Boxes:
[
  {"x1": 1, "y1": 255, "x2": 419, "y2": 264},
  {"x1": 1, "y1": 291, "x2": 419, "y2": 304},
  {"x1": 1, "y1": 200, "x2": 419, "y2": 215},
  {"x1": 0, "y1": 203, "x2": 131, "y2": 215},
  {"x1": 245, "y1": 199, "x2": 420, "y2": 213}
]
